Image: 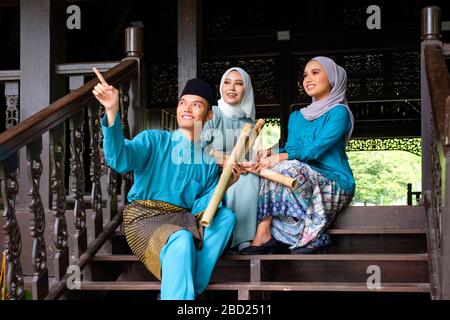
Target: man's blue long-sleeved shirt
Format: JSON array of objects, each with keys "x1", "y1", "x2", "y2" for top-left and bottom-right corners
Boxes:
[{"x1": 102, "y1": 114, "x2": 220, "y2": 214}]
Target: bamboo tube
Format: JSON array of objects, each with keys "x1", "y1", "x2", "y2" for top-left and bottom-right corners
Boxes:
[
  {"x1": 201, "y1": 123, "x2": 253, "y2": 227},
  {"x1": 210, "y1": 149, "x2": 297, "y2": 189},
  {"x1": 259, "y1": 169, "x2": 297, "y2": 189},
  {"x1": 245, "y1": 119, "x2": 266, "y2": 156}
]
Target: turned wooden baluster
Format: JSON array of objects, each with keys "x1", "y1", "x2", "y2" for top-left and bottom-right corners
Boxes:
[
  {"x1": 1, "y1": 155, "x2": 24, "y2": 300},
  {"x1": 119, "y1": 81, "x2": 132, "y2": 206},
  {"x1": 26, "y1": 137, "x2": 49, "y2": 299},
  {"x1": 88, "y1": 103, "x2": 103, "y2": 238},
  {"x1": 69, "y1": 111, "x2": 87, "y2": 259},
  {"x1": 2, "y1": 82, "x2": 23, "y2": 299}
]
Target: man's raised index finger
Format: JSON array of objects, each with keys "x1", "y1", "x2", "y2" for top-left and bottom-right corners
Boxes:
[{"x1": 93, "y1": 67, "x2": 108, "y2": 85}]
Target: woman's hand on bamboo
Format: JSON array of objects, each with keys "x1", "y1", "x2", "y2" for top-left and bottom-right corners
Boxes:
[
  {"x1": 254, "y1": 148, "x2": 271, "y2": 163},
  {"x1": 240, "y1": 161, "x2": 257, "y2": 174},
  {"x1": 228, "y1": 164, "x2": 241, "y2": 187},
  {"x1": 252, "y1": 153, "x2": 288, "y2": 172}
]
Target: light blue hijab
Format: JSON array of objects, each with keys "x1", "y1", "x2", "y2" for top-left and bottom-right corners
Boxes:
[
  {"x1": 217, "y1": 67, "x2": 256, "y2": 121},
  {"x1": 301, "y1": 56, "x2": 354, "y2": 141}
]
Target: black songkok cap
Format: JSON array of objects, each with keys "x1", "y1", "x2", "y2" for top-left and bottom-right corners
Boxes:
[{"x1": 180, "y1": 79, "x2": 214, "y2": 108}]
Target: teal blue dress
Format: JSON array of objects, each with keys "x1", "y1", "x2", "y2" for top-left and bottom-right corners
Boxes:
[
  {"x1": 259, "y1": 105, "x2": 355, "y2": 249},
  {"x1": 202, "y1": 106, "x2": 259, "y2": 247}
]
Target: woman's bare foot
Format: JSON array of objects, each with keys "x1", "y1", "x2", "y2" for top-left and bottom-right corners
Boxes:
[{"x1": 250, "y1": 216, "x2": 273, "y2": 246}]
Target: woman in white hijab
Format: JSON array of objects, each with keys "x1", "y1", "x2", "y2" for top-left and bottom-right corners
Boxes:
[
  {"x1": 242, "y1": 57, "x2": 355, "y2": 254},
  {"x1": 202, "y1": 67, "x2": 258, "y2": 253}
]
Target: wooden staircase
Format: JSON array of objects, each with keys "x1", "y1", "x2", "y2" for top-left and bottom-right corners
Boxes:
[{"x1": 67, "y1": 205, "x2": 432, "y2": 300}]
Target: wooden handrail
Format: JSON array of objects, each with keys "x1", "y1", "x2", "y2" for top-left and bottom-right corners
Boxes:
[
  {"x1": 0, "y1": 58, "x2": 137, "y2": 161},
  {"x1": 424, "y1": 45, "x2": 450, "y2": 151}
]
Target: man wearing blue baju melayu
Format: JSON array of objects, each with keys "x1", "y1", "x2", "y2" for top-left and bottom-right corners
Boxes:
[{"x1": 93, "y1": 75, "x2": 237, "y2": 300}]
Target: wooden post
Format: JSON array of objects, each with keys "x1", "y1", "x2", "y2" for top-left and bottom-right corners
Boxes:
[
  {"x1": 19, "y1": 0, "x2": 65, "y2": 209},
  {"x1": 420, "y1": 6, "x2": 441, "y2": 194},
  {"x1": 279, "y1": 37, "x2": 291, "y2": 147},
  {"x1": 124, "y1": 26, "x2": 145, "y2": 138},
  {"x1": 177, "y1": 0, "x2": 201, "y2": 95},
  {"x1": 19, "y1": 0, "x2": 66, "y2": 279}
]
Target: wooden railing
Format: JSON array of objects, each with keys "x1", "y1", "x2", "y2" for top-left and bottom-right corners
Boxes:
[
  {"x1": 0, "y1": 27, "x2": 144, "y2": 300},
  {"x1": 421, "y1": 6, "x2": 450, "y2": 299}
]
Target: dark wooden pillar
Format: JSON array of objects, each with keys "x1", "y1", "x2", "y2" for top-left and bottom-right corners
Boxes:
[
  {"x1": 279, "y1": 40, "x2": 292, "y2": 146},
  {"x1": 18, "y1": 0, "x2": 65, "y2": 209},
  {"x1": 177, "y1": 0, "x2": 201, "y2": 95}
]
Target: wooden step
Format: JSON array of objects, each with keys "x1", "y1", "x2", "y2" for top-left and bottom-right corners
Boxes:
[
  {"x1": 110, "y1": 233, "x2": 427, "y2": 254},
  {"x1": 331, "y1": 206, "x2": 426, "y2": 229},
  {"x1": 110, "y1": 205, "x2": 427, "y2": 236},
  {"x1": 110, "y1": 206, "x2": 426, "y2": 238},
  {"x1": 327, "y1": 228, "x2": 425, "y2": 234},
  {"x1": 90, "y1": 253, "x2": 429, "y2": 284},
  {"x1": 108, "y1": 206, "x2": 427, "y2": 255},
  {"x1": 92, "y1": 253, "x2": 428, "y2": 262},
  {"x1": 113, "y1": 228, "x2": 426, "y2": 237},
  {"x1": 78, "y1": 281, "x2": 430, "y2": 293}
]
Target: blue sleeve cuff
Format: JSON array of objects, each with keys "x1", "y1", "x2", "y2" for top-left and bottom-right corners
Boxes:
[
  {"x1": 274, "y1": 146, "x2": 283, "y2": 154},
  {"x1": 101, "y1": 113, "x2": 120, "y2": 129},
  {"x1": 286, "y1": 149, "x2": 303, "y2": 161},
  {"x1": 102, "y1": 113, "x2": 123, "y2": 144}
]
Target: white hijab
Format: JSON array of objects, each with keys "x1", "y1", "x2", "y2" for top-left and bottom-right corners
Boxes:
[
  {"x1": 301, "y1": 56, "x2": 354, "y2": 141},
  {"x1": 217, "y1": 67, "x2": 255, "y2": 121}
]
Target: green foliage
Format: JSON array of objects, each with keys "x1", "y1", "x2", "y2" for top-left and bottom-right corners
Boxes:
[
  {"x1": 24, "y1": 289, "x2": 33, "y2": 300},
  {"x1": 260, "y1": 124, "x2": 281, "y2": 149},
  {"x1": 348, "y1": 151, "x2": 421, "y2": 205}
]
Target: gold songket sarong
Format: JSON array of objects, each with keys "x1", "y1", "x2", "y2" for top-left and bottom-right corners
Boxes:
[{"x1": 123, "y1": 200, "x2": 203, "y2": 280}]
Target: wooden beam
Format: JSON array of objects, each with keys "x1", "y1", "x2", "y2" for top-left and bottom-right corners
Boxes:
[
  {"x1": 55, "y1": 62, "x2": 119, "y2": 75},
  {"x1": 177, "y1": 0, "x2": 201, "y2": 96},
  {"x1": 0, "y1": 70, "x2": 20, "y2": 81}
]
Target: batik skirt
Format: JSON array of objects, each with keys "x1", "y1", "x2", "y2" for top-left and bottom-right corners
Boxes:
[
  {"x1": 123, "y1": 200, "x2": 203, "y2": 280},
  {"x1": 258, "y1": 160, "x2": 353, "y2": 249}
]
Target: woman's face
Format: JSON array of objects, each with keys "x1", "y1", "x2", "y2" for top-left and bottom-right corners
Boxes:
[
  {"x1": 303, "y1": 61, "x2": 331, "y2": 101},
  {"x1": 221, "y1": 70, "x2": 245, "y2": 106}
]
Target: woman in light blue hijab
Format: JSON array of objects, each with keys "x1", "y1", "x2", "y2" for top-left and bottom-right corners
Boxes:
[
  {"x1": 202, "y1": 67, "x2": 259, "y2": 253},
  {"x1": 242, "y1": 57, "x2": 355, "y2": 254}
]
